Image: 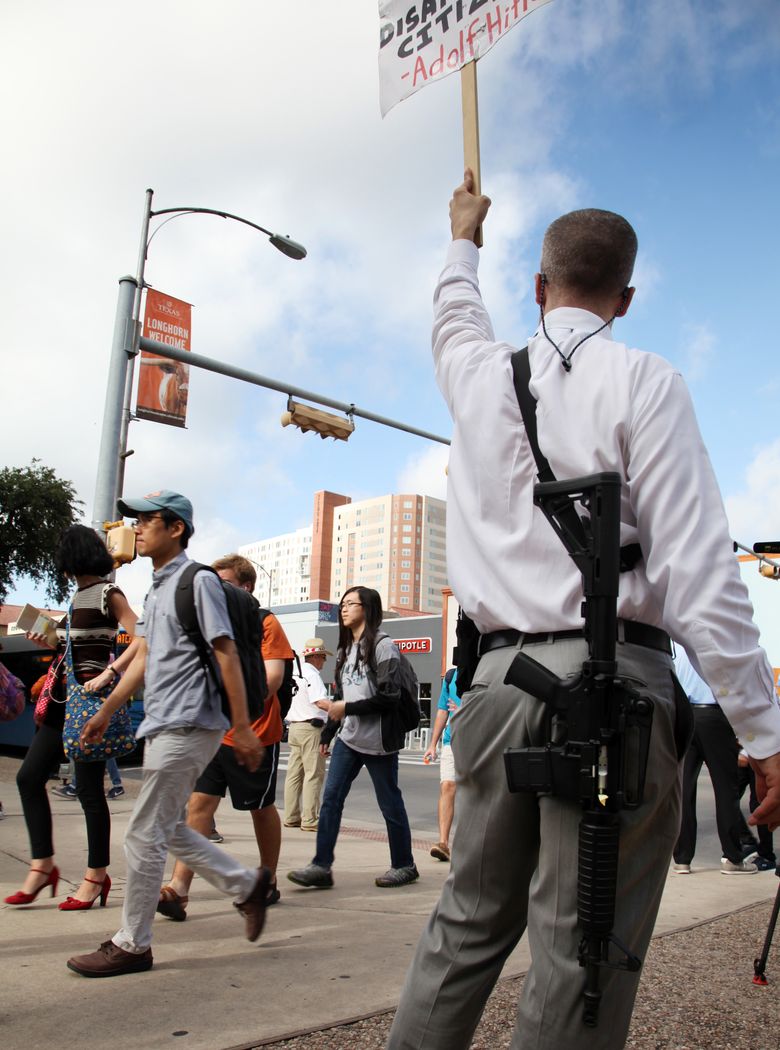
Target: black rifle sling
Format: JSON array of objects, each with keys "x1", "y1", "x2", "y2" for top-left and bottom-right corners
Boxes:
[
  {"x1": 510, "y1": 348, "x2": 642, "y2": 573},
  {"x1": 510, "y1": 348, "x2": 589, "y2": 549}
]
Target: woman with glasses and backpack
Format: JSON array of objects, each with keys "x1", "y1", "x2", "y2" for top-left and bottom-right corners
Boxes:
[
  {"x1": 5, "y1": 525, "x2": 136, "y2": 911},
  {"x1": 287, "y1": 585, "x2": 418, "y2": 890}
]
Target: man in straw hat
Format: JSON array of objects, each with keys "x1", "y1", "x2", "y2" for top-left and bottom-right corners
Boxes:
[{"x1": 283, "y1": 638, "x2": 332, "y2": 832}]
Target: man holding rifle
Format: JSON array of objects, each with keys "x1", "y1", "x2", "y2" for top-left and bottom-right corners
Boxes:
[{"x1": 387, "y1": 172, "x2": 780, "y2": 1049}]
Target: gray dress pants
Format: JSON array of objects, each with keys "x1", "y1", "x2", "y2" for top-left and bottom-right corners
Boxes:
[
  {"x1": 112, "y1": 727, "x2": 258, "y2": 953},
  {"x1": 387, "y1": 636, "x2": 683, "y2": 1050}
]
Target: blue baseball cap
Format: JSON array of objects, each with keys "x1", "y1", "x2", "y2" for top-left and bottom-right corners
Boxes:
[{"x1": 117, "y1": 490, "x2": 194, "y2": 537}]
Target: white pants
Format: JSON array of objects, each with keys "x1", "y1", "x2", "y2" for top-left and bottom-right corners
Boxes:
[{"x1": 112, "y1": 727, "x2": 257, "y2": 953}]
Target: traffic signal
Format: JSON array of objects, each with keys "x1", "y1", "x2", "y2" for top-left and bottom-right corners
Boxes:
[
  {"x1": 280, "y1": 399, "x2": 355, "y2": 441},
  {"x1": 104, "y1": 520, "x2": 136, "y2": 566},
  {"x1": 759, "y1": 562, "x2": 780, "y2": 580}
]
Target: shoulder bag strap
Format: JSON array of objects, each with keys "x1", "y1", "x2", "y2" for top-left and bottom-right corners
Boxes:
[{"x1": 64, "y1": 607, "x2": 77, "y2": 684}]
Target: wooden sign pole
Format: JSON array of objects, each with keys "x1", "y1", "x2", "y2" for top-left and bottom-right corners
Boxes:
[{"x1": 460, "y1": 59, "x2": 483, "y2": 248}]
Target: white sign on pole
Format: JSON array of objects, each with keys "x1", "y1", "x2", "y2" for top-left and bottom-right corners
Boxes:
[{"x1": 379, "y1": 0, "x2": 554, "y2": 116}]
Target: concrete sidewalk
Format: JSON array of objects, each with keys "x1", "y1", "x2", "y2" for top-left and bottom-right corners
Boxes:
[{"x1": 0, "y1": 761, "x2": 776, "y2": 1050}]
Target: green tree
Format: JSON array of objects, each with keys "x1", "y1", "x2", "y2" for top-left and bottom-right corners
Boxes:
[{"x1": 0, "y1": 459, "x2": 83, "y2": 604}]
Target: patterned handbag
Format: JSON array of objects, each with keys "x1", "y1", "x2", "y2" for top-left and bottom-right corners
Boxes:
[
  {"x1": 62, "y1": 617, "x2": 135, "y2": 763},
  {"x1": 33, "y1": 652, "x2": 65, "y2": 725}
]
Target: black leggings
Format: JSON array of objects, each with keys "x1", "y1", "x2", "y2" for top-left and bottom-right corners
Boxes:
[{"x1": 16, "y1": 724, "x2": 111, "y2": 868}]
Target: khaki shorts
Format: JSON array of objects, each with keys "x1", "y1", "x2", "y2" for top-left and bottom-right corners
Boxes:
[{"x1": 439, "y1": 743, "x2": 456, "y2": 783}]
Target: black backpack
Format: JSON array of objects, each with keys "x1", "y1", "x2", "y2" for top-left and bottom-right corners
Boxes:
[
  {"x1": 372, "y1": 633, "x2": 421, "y2": 732},
  {"x1": 342, "y1": 636, "x2": 421, "y2": 733},
  {"x1": 258, "y1": 615, "x2": 300, "y2": 720},
  {"x1": 175, "y1": 563, "x2": 267, "y2": 720},
  {"x1": 396, "y1": 649, "x2": 422, "y2": 732}
]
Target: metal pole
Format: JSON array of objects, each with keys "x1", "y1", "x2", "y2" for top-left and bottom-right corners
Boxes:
[
  {"x1": 138, "y1": 336, "x2": 452, "y2": 447},
  {"x1": 116, "y1": 189, "x2": 154, "y2": 504},
  {"x1": 92, "y1": 276, "x2": 138, "y2": 531}
]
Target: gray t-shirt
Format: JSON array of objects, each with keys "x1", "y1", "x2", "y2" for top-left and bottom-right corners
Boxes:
[
  {"x1": 339, "y1": 634, "x2": 399, "y2": 755},
  {"x1": 135, "y1": 552, "x2": 232, "y2": 738}
]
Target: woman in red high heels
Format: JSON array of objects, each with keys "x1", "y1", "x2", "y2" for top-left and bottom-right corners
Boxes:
[{"x1": 5, "y1": 525, "x2": 136, "y2": 911}]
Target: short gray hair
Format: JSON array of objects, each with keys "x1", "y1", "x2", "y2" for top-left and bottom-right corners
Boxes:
[{"x1": 541, "y1": 209, "x2": 637, "y2": 297}]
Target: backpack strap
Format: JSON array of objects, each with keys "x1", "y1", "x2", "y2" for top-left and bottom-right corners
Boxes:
[
  {"x1": 175, "y1": 562, "x2": 224, "y2": 698},
  {"x1": 510, "y1": 348, "x2": 642, "y2": 573}
]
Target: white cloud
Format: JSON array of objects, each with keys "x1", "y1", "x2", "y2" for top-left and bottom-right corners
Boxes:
[
  {"x1": 630, "y1": 256, "x2": 662, "y2": 308},
  {"x1": 725, "y1": 440, "x2": 780, "y2": 544},
  {"x1": 678, "y1": 322, "x2": 717, "y2": 383},
  {"x1": 722, "y1": 438, "x2": 780, "y2": 659},
  {"x1": 725, "y1": 441, "x2": 780, "y2": 665},
  {"x1": 396, "y1": 444, "x2": 450, "y2": 501}
]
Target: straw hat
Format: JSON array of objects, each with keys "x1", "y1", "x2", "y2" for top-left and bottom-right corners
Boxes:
[{"x1": 302, "y1": 638, "x2": 332, "y2": 657}]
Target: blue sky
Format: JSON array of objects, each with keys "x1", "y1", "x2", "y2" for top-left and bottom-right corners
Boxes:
[{"x1": 3, "y1": 1, "x2": 779, "y2": 657}]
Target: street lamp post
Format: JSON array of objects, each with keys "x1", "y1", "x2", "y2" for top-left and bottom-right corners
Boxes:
[
  {"x1": 91, "y1": 190, "x2": 306, "y2": 533},
  {"x1": 246, "y1": 558, "x2": 274, "y2": 607},
  {"x1": 237, "y1": 555, "x2": 274, "y2": 606}
]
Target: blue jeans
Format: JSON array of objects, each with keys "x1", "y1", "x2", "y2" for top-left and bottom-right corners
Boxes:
[
  {"x1": 106, "y1": 757, "x2": 122, "y2": 787},
  {"x1": 314, "y1": 738, "x2": 413, "y2": 870}
]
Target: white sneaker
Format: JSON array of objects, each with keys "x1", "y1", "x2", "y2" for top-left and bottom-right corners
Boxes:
[
  {"x1": 721, "y1": 857, "x2": 758, "y2": 874},
  {"x1": 672, "y1": 862, "x2": 691, "y2": 874}
]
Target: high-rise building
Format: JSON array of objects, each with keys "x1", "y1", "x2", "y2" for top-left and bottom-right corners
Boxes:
[
  {"x1": 240, "y1": 490, "x2": 448, "y2": 615},
  {"x1": 239, "y1": 525, "x2": 313, "y2": 607},
  {"x1": 330, "y1": 494, "x2": 447, "y2": 615},
  {"x1": 309, "y1": 490, "x2": 350, "y2": 600}
]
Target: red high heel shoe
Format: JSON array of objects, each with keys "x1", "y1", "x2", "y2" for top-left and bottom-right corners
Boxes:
[
  {"x1": 4, "y1": 865, "x2": 60, "y2": 905},
  {"x1": 59, "y1": 874, "x2": 111, "y2": 911}
]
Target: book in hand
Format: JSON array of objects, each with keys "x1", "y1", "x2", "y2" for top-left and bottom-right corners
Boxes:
[{"x1": 15, "y1": 604, "x2": 60, "y2": 647}]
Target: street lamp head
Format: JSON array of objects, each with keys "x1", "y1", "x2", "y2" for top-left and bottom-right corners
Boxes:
[{"x1": 270, "y1": 234, "x2": 307, "y2": 260}]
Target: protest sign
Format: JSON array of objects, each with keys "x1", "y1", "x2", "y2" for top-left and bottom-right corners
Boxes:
[
  {"x1": 378, "y1": 0, "x2": 554, "y2": 117},
  {"x1": 136, "y1": 289, "x2": 192, "y2": 429}
]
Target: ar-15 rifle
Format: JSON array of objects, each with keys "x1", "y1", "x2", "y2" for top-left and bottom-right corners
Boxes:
[{"x1": 503, "y1": 471, "x2": 654, "y2": 1027}]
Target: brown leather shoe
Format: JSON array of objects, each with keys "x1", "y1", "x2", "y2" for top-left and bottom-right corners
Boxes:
[
  {"x1": 157, "y1": 885, "x2": 188, "y2": 921},
  {"x1": 234, "y1": 867, "x2": 272, "y2": 942},
  {"x1": 67, "y1": 940, "x2": 153, "y2": 978},
  {"x1": 430, "y1": 842, "x2": 451, "y2": 862}
]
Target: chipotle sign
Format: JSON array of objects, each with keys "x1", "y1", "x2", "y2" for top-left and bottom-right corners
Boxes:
[{"x1": 394, "y1": 637, "x2": 432, "y2": 654}]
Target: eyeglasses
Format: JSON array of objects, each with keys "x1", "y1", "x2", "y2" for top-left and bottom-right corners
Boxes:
[
  {"x1": 339, "y1": 601, "x2": 363, "y2": 610},
  {"x1": 131, "y1": 513, "x2": 164, "y2": 529}
]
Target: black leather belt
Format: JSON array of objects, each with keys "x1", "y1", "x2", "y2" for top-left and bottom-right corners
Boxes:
[
  {"x1": 291, "y1": 719, "x2": 325, "y2": 727},
  {"x1": 479, "y1": 620, "x2": 671, "y2": 656}
]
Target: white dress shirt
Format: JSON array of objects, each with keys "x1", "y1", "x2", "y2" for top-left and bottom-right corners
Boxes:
[
  {"x1": 673, "y1": 646, "x2": 716, "y2": 705},
  {"x1": 287, "y1": 661, "x2": 329, "y2": 723},
  {"x1": 435, "y1": 238, "x2": 780, "y2": 758}
]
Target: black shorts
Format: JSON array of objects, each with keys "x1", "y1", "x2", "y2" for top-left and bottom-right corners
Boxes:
[{"x1": 194, "y1": 741, "x2": 280, "y2": 811}]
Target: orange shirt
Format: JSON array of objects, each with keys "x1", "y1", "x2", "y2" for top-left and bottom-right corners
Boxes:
[{"x1": 222, "y1": 612, "x2": 294, "y2": 747}]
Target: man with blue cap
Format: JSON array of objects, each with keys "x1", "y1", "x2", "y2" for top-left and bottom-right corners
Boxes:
[{"x1": 67, "y1": 490, "x2": 270, "y2": 978}]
